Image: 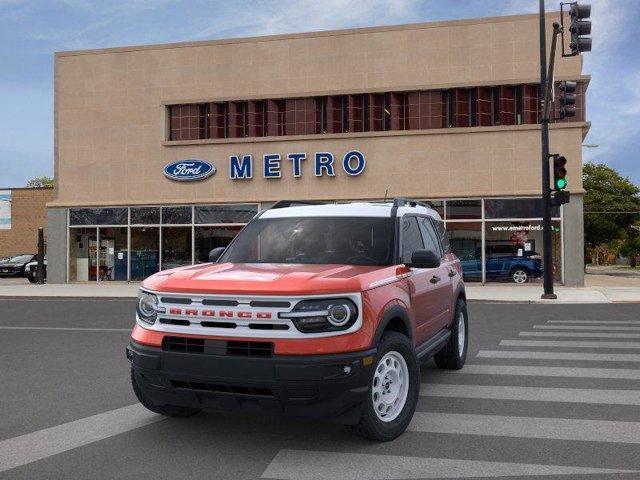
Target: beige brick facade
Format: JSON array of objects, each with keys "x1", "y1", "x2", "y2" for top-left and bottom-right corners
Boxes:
[{"x1": 0, "y1": 188, "x2": 53, "y2": 257}]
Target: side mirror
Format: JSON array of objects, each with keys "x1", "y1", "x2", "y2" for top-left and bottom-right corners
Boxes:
[
  {"x1": 208, "y1": 247, "x2": 226, "y2": 263},
  {"x1": 408, "y1": 249, "x2": 440, "y2": 269}
]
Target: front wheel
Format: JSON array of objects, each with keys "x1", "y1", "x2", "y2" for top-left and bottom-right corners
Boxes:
[
  {"x1": 434, "y1": 299, "x2": 468, "y2": 370},
  {"x1": 351, "y1": 332, "x2": 419, "y2": 441}
]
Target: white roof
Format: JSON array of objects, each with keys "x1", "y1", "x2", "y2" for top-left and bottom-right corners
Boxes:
[{"x1": 260, "y1": 202, "x2": 442, "y2": 220}]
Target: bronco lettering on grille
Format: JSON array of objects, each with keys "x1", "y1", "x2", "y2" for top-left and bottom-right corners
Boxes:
[{"x1": 168, "y1": 308, "x2": 272, "y2": 319}]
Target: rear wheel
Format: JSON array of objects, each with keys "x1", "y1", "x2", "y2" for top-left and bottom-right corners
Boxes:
[
  {"x1": 434, "y1": 299, "x2": 468, "y2": 370},
  {"x1": 351, "y1": 331, "x2": 419, "y2": 441},
  {"x1": 131, "y1": 368, "x2": 201, "y2": 418}
]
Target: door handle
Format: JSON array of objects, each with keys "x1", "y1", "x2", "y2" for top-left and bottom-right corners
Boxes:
[
  {"x1": 430, "y1": 275, "x2": 441, "y2": 284},
  {"x1": 448, "y1": 269, "x2": 457, "y2": 278}
]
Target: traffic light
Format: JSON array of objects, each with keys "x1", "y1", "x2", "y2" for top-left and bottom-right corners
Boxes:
[
  {"x1": 552, "y1": 154, "x2": 568, "y2": 190},
  {"x1": 558, "y1": 81, "x2": 577, "y2": 119},
  {"x1": 569, "y1": 3, "x2": 592, "y2": 55},
  {"x1": 551, "y1": 190, "x2": 570, "y2": 207}
]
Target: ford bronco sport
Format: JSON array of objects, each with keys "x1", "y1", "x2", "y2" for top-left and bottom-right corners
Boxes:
[{"x1": 127, "y1": 198, "x2": 468, "y2": 441}]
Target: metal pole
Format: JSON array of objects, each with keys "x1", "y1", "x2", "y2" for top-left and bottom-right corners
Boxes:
[
  {"x1": 37, "y1": 227, "x2": 45, "y2": 284},
  {"x1": 539, "y1": 0, "x2": 557, "y2": 299}
]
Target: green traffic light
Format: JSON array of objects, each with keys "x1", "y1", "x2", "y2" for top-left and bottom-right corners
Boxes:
[{"x1": 555, "y1": 178, "x2": 567, "y2": 189}]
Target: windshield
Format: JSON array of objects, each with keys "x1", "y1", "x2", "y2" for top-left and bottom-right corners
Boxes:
[
  {"x1": 9, "y1": 255, "x2": 33, "y2": 263},
  {"x1": 219, "y1": 217, "x2": 395, "y2": 266}
]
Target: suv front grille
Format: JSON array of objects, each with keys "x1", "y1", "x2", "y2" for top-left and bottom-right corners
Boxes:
[
  {"x1": 170, "y1": 380, "x2": 274, "y2": 397},
  {"x1": 227, "y1": 341, "x2": 273, "y2": 357},
  {"x1": 163, "y1": 336, "x2": 204, "y2": 353},
  {"x1": 162, "y1": 336, "x2": 274, "y2": 357}
]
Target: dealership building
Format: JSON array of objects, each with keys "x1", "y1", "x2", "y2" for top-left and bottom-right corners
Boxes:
[{"x1": 47, "y1": 12, "x2": 589, "y2": 285}]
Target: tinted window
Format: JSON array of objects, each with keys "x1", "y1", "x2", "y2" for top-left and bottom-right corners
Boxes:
[
  {"x1": 418, "y1": 217, "x2": 442, "y2": 257},
  {"x1": 194, "y1": 204, "x2": 257, "y2": 224},
  {"x1": 220, "y1": 217, "x2": 394, "y2": 266},
  {"x1": 446, "y1": 200, "x2": 481, "y2": 220},
  {"x1": 401, "y1": 216, "x2": 424, "y2": 264},
  {"x1": 484, "y1": 198, "x2": 560, "y2": 219},
  {"x1": 162, "y1": 206, "x2": 192, "y2": 224},
  {"x1": 69, "y1": 208, "x2": 127, "y2": 225},
  {"x1": 434, "y1": 219, "x2": 450, "y2": 253},
  {"x1": 131, "y1": 207, "x2": 160, "y2": 224}
]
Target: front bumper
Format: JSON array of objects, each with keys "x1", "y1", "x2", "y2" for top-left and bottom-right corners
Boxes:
[
  {"x1": 0, "y1": 268, "x2": 22, "y2": 277},
  {"x1": 127, "y1": 340, "x2": 376, "y2": 424}
]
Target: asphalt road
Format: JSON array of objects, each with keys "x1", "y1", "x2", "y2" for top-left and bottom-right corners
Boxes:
[{"x1": 1, "y1": 299, "x2": 639, "y2": 479}]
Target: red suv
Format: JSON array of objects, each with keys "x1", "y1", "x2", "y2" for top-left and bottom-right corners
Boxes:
[{"x1": 127, "y1": 198, "x2": 468, "y2": 441}]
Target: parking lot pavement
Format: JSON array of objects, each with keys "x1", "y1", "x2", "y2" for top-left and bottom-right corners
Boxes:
[{"x1": 1, "y1": 300, "x2": 640, "y2": 479}]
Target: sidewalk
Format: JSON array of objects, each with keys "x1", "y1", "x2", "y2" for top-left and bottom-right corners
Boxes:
[{"x1": 0, "y1": 279, "x2": 638, "y2": 303}]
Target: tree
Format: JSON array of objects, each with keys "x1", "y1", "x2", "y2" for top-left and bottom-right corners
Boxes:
[
  {"x1": 26, "y1": 176, "x2": 54, "y2": 188},
  {"x1": 583, "y1": 163, "x2": 640, "y2": 251},
  {"x1": 620, "y1": 222, "x2": 640, "y2": 268}
]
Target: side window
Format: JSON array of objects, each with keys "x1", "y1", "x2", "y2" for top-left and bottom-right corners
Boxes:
[
  {"x1": 434, "y1": 219, "x2": 450, "y2": 254},
  {"x1": 401, "y1": 216, "x2": 425, "y2": 264},
  {"x1": 417, "y1": 217, "x2": 442, "y2": 257}
]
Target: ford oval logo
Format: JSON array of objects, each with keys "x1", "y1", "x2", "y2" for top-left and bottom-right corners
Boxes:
[{"x1": 164, "y1": 160, "x2": 215, "y2": 181}]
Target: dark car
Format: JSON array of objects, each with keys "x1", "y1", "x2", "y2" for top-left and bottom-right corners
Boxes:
[
  {"x1": 458, "y1": 247, "x2": 542, "y2": 283},
  {"x1": 0, "y1": 254, "x2": 37, "y2": 278},
  {"x1": 25, "y1": 257, "x2": 47, "y2": 283}
]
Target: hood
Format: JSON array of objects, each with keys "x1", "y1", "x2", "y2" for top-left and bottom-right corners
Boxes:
[{"x1": 142, "y1": 262, "x2": 396, "y2": 296}]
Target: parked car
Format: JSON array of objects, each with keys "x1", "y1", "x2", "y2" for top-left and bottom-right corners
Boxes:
[
  {"x1": 24, "y1": 257, "x2": 47, "y2": 283},
  {"x1": 127, "y1": 199, "x2": 468, "y2": 441},
  {"x1": 458, "y1": 247, "x2": 542, "y2": 283},
  {"x1": 0, "y1": 254, "x2": 37, "y2": 278}
]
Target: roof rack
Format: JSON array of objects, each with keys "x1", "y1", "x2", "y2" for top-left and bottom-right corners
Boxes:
[
  {"x1": 391, "y1": 197, "x2": 431, "y2": 209},
  {"x1": 269, "y1": 200, "x2": 326, "y2": 210}
]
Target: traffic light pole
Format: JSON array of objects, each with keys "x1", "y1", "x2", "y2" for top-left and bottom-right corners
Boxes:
[{"x1": 539, "y1": 0, "x2": 557, "y2": 299}]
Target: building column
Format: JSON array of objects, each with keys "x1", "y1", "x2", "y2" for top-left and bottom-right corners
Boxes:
[
  {"x1": 562, "y1": 193, "x2": 584, "y2": 287},
  {"x1": 46, "y1": 207, "x2": 67, "y2": 283}
]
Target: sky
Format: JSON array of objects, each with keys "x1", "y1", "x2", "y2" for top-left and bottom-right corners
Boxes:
[{"x1": 0, "y1": 0, "x2": 638, "y2": 187}]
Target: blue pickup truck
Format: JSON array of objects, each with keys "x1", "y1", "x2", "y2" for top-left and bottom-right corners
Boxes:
[{"x1": 458, "y1": 247, "x2": 543, "y2": 283}]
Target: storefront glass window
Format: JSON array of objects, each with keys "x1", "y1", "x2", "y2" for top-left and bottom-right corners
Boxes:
[
  {"x1": 69, "y1": 208, "x2": 127, "y2": 226},
  {"x1": 130, "y1": 227, "x2": 160, "y2": 280},
  {"x1": 194, "y1": 204, "x2": 258, "y2": 224},
  {"x1": 162, "y1": 206, "x2": 192, "y2": 224},
  {"x1": 161, "y1": 227, "x2": 192, "y2": 269},
  {"x1": 69, "y1": 228, "x2": 97, "y2": 282},
  {"x1": 484, "y1": 220, "x2": 561, "y2": 283},
  {"x1": 424, "y1": 200, "x2": 444, "y2": 218},
  {"x1": 131, "y1": 207, "x2": 160, "y2": 225},
  {"x1": 446, "y1": 222, "x2": 482, "y2": 282},
  {"x1": 485, "y1": 198, "x2": 560, "y2": 219},
  {"x1": 446, "y1": 200, "x2": 481, "y2": 220},
  {"x1": 97, "y1": 227, "x2": 128, "y2": 281},
  {"x1": 194, "y1": 226, "x2": 243, "y2": 263}
]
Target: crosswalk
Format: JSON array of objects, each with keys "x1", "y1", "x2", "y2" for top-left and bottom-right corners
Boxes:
[{"x1": 263, "y1": 317, "x2": 640, "y2": 479}]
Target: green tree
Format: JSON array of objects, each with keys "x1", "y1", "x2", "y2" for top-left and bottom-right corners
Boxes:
[
  {"x1": 620, "y1": 222, "x2": 640, "y2": 268},
  {"x1": 26, "y1": 176, "x2": 54, "y2": 188},
  {"x1": 583, "y1": 163, "x2": 640, "y2": 250}
]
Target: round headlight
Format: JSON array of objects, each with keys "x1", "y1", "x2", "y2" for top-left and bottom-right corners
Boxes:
[
  {"x1": 327, "y1": 303, "x2": 351, "y2": 326},
  {"x1": 137, "y1": 291, "x2": 160, "y2": 324}
]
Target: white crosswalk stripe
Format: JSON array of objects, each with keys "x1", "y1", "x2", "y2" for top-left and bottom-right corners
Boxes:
[
  {"x1": 534, "y1": 324, "x2": 640, "y2": 331},
  {"x1": 477, "y1": 350, "x2": 640, "y2": 362},
  {"x1": 520, "y1": 330, "x2": 640, "y2": 338},
  {"x1": 261, "y1": 449, "x2": 635, "y2": 479},
  {"x1": 500, "y1": 339, "x2": 640, "y2": 349},
  {"x1": 421, "y1": 384, "x2": 640, "y2": 405},
  {"x1": 547, "y1": 320, "x2": 640, "y2": 324},
  {"x1": 450, "y1": 364, "x2": 640, "y2": 379}
]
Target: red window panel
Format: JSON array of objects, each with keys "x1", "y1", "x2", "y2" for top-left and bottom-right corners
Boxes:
[
  {"x1": 497, "y1": 86, "x2": 516, "y2": 126},
  {"x1": 227, "y1": 101, "x2": 246, "y2": 138},
  {"x1": 347, "y1": 94, "x2": 366, "y2": 133},
  {"x1": 368, "y1": 93, "x2": 385, "y2": 132},
  {"x1": 406, "y1": 91, "x2": 446, "y2": 130},
  {"x1": 326, "y1": 96, "x2": 347, "y2": 133},
  {"x1": 208, "y1": 103, "x2": 226, "y2": 139},
  {"x1": 552, "y1": 81, "x2": 586, "y2": 123},
  {"x1": 247, "y1": 100, "x2": 265, "y2": 137},
  {"x1": 521, "y1": 84, "x2": 539, "y2": 124},
  {"x1": 387, "y1": 92, "x2": 407, "y2": 131},
  {"x1": 266, "y1": 99, "x2": 285, "y2": 136},
  {"x1": 452, "y1": 89, "x2": 470, "y2": 127},
  {"x1": 169, "y1": 104, "x2": 205, "y2": 141},
  {"x1": 476, "y1": 87, "x2": 492, "y2": 126},
  {"x1": 284, "y1": 98, "x2": 317, "y2": 136}
]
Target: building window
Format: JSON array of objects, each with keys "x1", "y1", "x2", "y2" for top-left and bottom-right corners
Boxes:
[
  {"x1": 207, "y1": 102, "x2": 227, "y2": 139},
  {"x1": 266, "y1": 99, "x2": 285, "y2": 136},
  {"x1": 326, "y1": 95, "x2": 347, "y2": 133},
  {"x1": 476, "y1": 87, "x2": 492, "y2": 127},
  {"x1": 521, "y1": 85, "x2": 539, "y2": 124},
  {"x1": 194, "y1": 226, "x2": 242, "y2": 263},
  {"x1": 130, "y1": 207, "x2": 160, "y2": 225},
  {"x1": 446, "y1": 200, "x2": 482, "y2": 220},
  {"x1": 162, "y1": 206, "x2": 192, "y2": 224},
  {"x1": 169, "y1": 104, "x2": 205, "y2": 141},
  {"x1": 407, "y1": 91, "x2": 446, "y2": 130},
  {"x1": 69, "y1": 208, "x2": 127, "y2": 226},
  {"x1": 194, "y1": 204, "x2": 257, "y2": 224},
  {"x1": 130, "y1": 227, "x2": 160, "y2": 280},
  {"x1": 284, "y1": 97, "x2": 319, "y2": 136},
  {"x1": 446, "y1": 222, "x2": 482, "y2": 282},
  {"x1": 485, "y1": 198, "x2": 560, "y2": 219},
  {"x1": 496, "y1": 86, "x2": 516, "y2": 126},
  {"x1": 347, "y1": 94, "x2": 367, "y2": 133},
  {"x1": 161, "y1": 227, "x2": 191, "y2": 270},
  {"x1": 227, "y1": 101, "x2": 247, "y2": 138}
]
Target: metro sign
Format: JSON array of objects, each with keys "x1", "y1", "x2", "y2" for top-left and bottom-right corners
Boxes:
[
  {"x1": 168, "y1": 307, "x2": 272, "y2": 319},
  {"x1": 229, "y1": 150, "x2": 366, "y2": 179}
]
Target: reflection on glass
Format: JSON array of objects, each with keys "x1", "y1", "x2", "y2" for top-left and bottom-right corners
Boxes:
[
  {"x1": 447, "y1": 200, "x2": 481, "y2": 220},
  {"x1": 484, "y1": 198, "x2": 560, "y2": 219},
  {"x1": 131, "y1": 207, "x2": 160, "y2": 225},
  {"x1": 484, "y1": 221, "x2": 561, "y2": 283},
  {"x1": 98, "y1": 227, "x2": 128, "y2": 281},
  {"x1": 131, "y1": 227, "x2": 160, "y2": 280},
  {"x1": 194, "y1": 204, "x2": 258, "y2": 224},
  {"x1": 162, "y1": 227, "x2": 192, "y2": 270},
  {"x1": 69, "y1": 228, "x2": 97, "y2": 282},
  {"x1": 446, "y1": 222, "x2": 482, "y2": 282},
  {"x1": 69, "y1": 208, "x2": 127, "y2": 226},
  {"x1": 162, "y1": 206, "x2": 192, "y2": 224},
  {"x1": 194, "y1": 226, "x2": 242, "y2": 263}
]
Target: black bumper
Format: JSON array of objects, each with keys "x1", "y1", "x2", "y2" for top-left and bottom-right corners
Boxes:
[{"x1": 127, "y1": 340, "x2": 376, "y2": 424}]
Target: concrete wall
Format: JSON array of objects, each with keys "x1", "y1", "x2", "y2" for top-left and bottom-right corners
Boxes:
[
  {"x1": 562, "y1": 193, "x2": 585, "y2": 287},
  {"x1": 0, "y1": 188, "x2": 54, "y2": 257},
  {"x1": 46, "y1": 208, "x2": 67, "y2": 283}
]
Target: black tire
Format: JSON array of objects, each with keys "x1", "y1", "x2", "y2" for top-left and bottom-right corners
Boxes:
[
  {"x1": 27, "y1": 274, "x2": 37, "y2": 284},
  {"x1": 131, "y1": 368, "x2": 201, "y2": 418},
  {"x1": 434, "y1": 299, "x2": 468, "y2": 370},
  {"x1": 351, "y1": 331, "x2": 420, "y2": 442}
]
